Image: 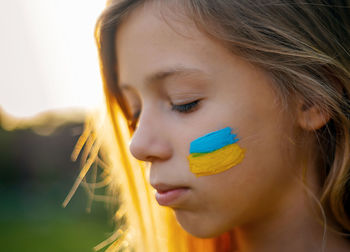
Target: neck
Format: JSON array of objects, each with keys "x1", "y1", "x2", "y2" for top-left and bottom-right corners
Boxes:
[{"x1": 232, "y1": 176, "x2": 350, "y2": 252}]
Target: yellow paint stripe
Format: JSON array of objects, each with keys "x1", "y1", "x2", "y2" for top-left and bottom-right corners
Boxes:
[{"x1": 188, "y1": 143, "x2": 245, "y2": 177}]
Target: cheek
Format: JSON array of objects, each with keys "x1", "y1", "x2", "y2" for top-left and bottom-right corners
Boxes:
[
  {"x1": 222, "y1": 142, "x2": 296, "y2": 217},
  {"x1": 188, "y1": 120, "x2": 298, "y2": 222}
]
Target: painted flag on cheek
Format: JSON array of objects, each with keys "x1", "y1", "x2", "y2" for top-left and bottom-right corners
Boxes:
[{"x1": 188, "y1": 127, "x2": 245, "y2": 177}]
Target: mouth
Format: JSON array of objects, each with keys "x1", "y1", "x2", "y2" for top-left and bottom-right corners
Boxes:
[{"x1": 152, "y1": 183, "x2": 190, "y2": 206}]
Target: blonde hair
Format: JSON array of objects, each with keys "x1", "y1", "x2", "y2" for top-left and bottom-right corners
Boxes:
[{"x1": 92, "y1": 0, "x2": 350, "y2": 251}]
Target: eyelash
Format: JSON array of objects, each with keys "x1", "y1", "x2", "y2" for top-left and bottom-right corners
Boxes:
[
  {"x1": 128, "y1": 110, "x2": 140, "y2": 129},
  {"x1": 128, "y1": 100, "x2": 200, "y2": 126},
  {"x1": 171, "y1": 100, "x2": 200, "y2": 113}
]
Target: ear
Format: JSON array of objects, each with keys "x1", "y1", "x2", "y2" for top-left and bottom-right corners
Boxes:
[{"x1": 296, "y1": 99, "x2": 331, "y2": 131}]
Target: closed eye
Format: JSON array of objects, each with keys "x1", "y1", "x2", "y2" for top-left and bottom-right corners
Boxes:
[
  {"x1": 129, "y1": 110, "x2": 141, "y2": 129},
  {"x1": 171, "y1": 100, "x2": 200, "y2": 113},
  {"x1": 128, "y1": 100, "x2": 201, "y2": 129}
]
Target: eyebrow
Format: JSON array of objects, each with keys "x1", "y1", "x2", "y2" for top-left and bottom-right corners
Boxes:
[{"x1": 119, "y1": 65, "x2": 209, "y2": 89}]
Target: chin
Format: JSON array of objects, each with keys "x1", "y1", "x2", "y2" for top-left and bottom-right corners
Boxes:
[{"x1": 173, "y1": 209, "x2": 229, "y2": 238}]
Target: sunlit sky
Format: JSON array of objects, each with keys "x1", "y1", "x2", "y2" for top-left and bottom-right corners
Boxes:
[{"x1": 0, "y1": 0, "x2": 106, "y2": 118}]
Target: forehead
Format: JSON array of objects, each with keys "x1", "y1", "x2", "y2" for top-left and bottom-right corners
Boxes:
[{"x1": 114, "y1": 2, "x2": 234, "y2": 89}]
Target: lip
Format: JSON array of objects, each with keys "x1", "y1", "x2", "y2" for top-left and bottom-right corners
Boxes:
[{"x1": 152, "y1": 183, "x2": 189, "y2": 206}]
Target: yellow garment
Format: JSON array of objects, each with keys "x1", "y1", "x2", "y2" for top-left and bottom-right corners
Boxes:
[{"x1": 188, "y1": 143, "x2": 245, "y2": 177}]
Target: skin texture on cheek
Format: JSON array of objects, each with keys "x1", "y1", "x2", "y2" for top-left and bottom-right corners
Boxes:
[{"x1": 188, "y1": 127, "x2": 245, "y2": 176}]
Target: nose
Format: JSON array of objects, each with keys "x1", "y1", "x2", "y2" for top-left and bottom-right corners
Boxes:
[{"x1": 129, "y1": 109, "x2": 172, "y2": 162}]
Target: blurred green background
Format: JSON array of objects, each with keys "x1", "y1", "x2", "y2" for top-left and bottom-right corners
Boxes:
[
  {"x1": 0, "y1": 1, "x2": 119, "y2": 251},
  {"x1": 0, "y1": 112, "x2": 117, "y2": 252}
]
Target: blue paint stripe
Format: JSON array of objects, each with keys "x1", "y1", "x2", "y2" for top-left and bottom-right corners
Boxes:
[{"x1": 189, "y1": 127, "x2": 239, "y2": 154}]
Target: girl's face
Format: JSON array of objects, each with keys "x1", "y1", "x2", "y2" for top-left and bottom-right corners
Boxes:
[{"x1": 116, "y1": 4, "x2": 302, "y2": 238}]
